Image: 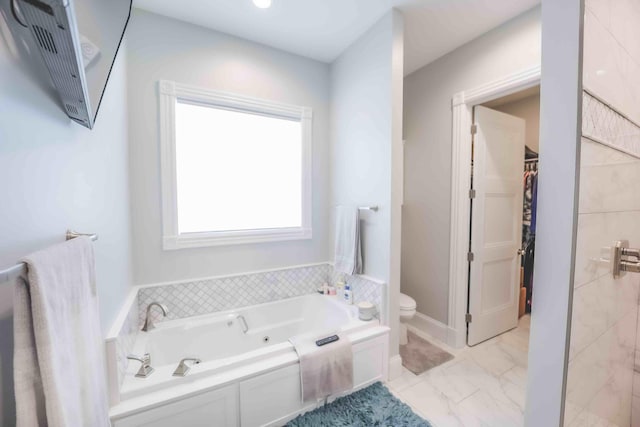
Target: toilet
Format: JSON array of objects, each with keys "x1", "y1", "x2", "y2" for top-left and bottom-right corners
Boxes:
[{"x1": 399, "y1": 293, "x2": 417, "y2": 345}]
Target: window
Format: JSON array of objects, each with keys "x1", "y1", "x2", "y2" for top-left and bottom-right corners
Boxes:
[{"x1": 159, "y1": 80, "x2": 312, "y2": 249}]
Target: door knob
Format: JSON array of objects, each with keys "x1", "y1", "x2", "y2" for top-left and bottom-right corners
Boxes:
[{"x1": 517, "y1": 249, "x2": 525, "y2": 256}]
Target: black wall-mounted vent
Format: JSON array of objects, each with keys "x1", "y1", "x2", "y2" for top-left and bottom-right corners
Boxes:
[
  {"x1": 65, "y1": 104, "x2": 78, "y2": 115},
  {"x1": 33, "y1": 25, "x2": 57, "y2": 54},
  {"x1": 21, "y1": 0, "x2": 53, "y2": 16},
  {"x1": 18, "y1": 0, "x2": 132, "y2": 129}
]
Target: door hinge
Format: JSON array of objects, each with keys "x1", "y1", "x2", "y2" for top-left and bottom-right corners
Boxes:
[
  {"x1": 465, "y1": 313, "x2": 472, "y2": 323},
  {"x1": 470, "y1": 124, "x2": 478, "y2": 135},
  {"x1": 469, "y1": 189, "x2": 476, "y2": 199},
  {"x1": 467, "y1": 252, "x2": 475, "y2": 262}
]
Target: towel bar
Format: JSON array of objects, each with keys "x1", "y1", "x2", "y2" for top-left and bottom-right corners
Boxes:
[
  {"x1": 0, "y1": 230, "x2": 98, "y2": 285},
  {"x1": 358, "y1": 206, "x2": 379, "y2": 212}
]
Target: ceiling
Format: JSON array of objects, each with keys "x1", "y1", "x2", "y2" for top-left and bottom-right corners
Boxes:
[{"x1": 133, "y1": 0, "x2": 540, "y2": 76}]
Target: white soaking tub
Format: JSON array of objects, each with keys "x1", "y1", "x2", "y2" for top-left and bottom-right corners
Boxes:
[{"x1": 110, "y1": 293, "x2": 390, "y2": 427}]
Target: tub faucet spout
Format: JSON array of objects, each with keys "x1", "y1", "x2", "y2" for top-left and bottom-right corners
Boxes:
[
  {"x1": 142, "y1": 302, "x2": 169, "y2": 332},
  {"x1": 237, "y1": 315, "x2": 249, "y2": 334},
  {"x1": 173, "y1": 357, "x2": 201, "y2": 377}
]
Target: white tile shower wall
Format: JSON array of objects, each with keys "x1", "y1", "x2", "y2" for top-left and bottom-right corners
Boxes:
[
  {"x1": 565, "y1": 106, "x2": 640, "y2": 427},
  {"x1": 138, "y1": 264, "x2": 332, "y2": 324},
  {"x1": 635, "y1": 313, "x2": 640, "y2": 426},
  {"x1": 583, "y1": 0, "x2": 640, "y2": 125},
  {"x1": 565, "y1": 0, "x2": 640, "y2": 421},
  {"x1": 565, "y1": 135, "x2": 640, "y2": 427}
]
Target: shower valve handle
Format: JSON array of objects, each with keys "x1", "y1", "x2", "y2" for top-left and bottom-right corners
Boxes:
[{"x1": 610, "y1": 240, "x2": 640, "y2": 279}]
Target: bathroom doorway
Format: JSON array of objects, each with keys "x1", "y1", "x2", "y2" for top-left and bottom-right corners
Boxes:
[
  {"x1": 467, "y1": 86, "x2": 540, "y2": 346},
  {"x1": 387, "y1": 82, "x2": 542, "y2": 425}
]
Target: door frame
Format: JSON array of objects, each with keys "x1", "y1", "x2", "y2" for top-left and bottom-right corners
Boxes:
[{"x1": 448, "y1": 65, "x2": 541, "y2": 348}]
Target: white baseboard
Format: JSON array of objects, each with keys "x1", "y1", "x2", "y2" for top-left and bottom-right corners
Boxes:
[
  {"x1": 409, "y1": 313, "x2": 467, "y2": 348},
  {"x1": 448, "y1": 326, "x2": 466, "y2": 349},
  {"x1": 388, "y1": 355, "x2": 403, "y2": 380},
  {"x1": 407, "y1": 312, "x2": 466, "y2": 349},
  {"x1": 407, "y1": 312, "x2": 449, "y2": 343}
]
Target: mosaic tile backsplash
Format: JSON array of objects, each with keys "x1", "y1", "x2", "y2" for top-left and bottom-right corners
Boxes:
[
  {"x1": 137, "y1": 263, "x2": 386, "y2": 326},
  {"x1": 138, "y1": 264, "x2": 333, "y2": 324},
  {"x1": 329, "y1": 270, "x2": 385, "y2": 310},
  {"x1": 583, "y1": 91, "x2": 640, "y2": 158}
]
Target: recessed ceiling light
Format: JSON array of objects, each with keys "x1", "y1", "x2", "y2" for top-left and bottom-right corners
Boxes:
[{"x1": 253, "y1": 0, "x2": 272, "y2": 9}]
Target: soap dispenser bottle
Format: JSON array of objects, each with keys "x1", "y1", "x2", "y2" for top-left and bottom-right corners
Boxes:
[
  {"x1": 344, "y1": 284, "x2": 353, "y2": 305},
  {"x1": 336, "y1": 275, "x2": 346, "y2": 295}
]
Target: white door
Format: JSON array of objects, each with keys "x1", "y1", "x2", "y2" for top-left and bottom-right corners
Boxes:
[{"x1": 468, "y1": 106, "x2": 525, "y2": 346}]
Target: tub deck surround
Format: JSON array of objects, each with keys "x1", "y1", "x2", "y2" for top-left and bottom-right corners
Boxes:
[
  {"x1": 121, "y1": 294, "x2": 374, "y2": 399},
  {"x1": 105, "y1": 289, "x2": 141, "y2": 405},
  {"x1": 106, "y1": 263, "x2": 388, "y2": 406},
  {"x1": 109, "y1": 328, "x2": 389, "y2": 425},
  {"x1": 108, "y1": 294, "x2": 390, "y2": 426}
]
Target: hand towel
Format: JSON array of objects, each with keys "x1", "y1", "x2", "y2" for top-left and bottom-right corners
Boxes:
[
  {"x1": 14, "y1": 237, "x2": 110, "y2": 427},
  {"x1": 289, "y1": 332, "x2": 353, "y2": 402},
  {"x1": 334, "y1": 206, "x2": 363, "y2": 275}
]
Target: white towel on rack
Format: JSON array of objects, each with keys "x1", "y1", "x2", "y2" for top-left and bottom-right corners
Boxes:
[
  {"x1": 334, "y1": 206, "x2": 363, "y2": 275},
  {"x1": 13, "y1": 237, "x2": 110, "y2": 427}
]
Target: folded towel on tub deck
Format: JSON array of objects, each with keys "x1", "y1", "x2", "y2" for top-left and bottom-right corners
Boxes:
[
  {"x1": 13, "y1": 236, "x2": 110, "y2": 427},
  {"x1": 289, "y1": 332, "x2": 353, "y2": 402},
  {"x1": 334, "y1": 206, "x2": 363, "y2": 275}
]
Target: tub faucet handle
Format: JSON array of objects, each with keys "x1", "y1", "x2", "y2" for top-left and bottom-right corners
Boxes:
[
  {"x1": 127, "y1": 353, "x2": 154, "y2": 378},
  {"x1": 173, "y1": 357, "x2": 201, "y2": 377},
  {"x1": 236, "y1": 314, "x2": 249, "y2": 334},
  {"x1": 142, "y1": 302, "x2": 169, "y2": 332}
]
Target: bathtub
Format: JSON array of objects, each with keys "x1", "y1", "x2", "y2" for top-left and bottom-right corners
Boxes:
[{"x1": 110, "y1": 293, "x2": 390, "y2": 427}]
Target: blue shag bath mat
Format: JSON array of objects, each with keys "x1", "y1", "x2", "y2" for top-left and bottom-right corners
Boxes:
[{"x1": 286, "y1": 382, "x2": 432, "y2": 427}]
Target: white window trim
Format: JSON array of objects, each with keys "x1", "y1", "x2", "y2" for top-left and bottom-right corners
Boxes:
[{"x1": 158, "y1": 80, "x2": 313, "y2": 250}]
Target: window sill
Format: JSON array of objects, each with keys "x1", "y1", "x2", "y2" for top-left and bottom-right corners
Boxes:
[{"x1": 162, "y1": 228, "x2": 312, "y2": 250}]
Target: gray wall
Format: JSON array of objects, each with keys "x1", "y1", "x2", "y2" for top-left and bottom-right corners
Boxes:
[
  {"x1": 0, "y1": 4, "x2": 132, "y2": 424},
  {"x1": 330, "y1": 10, "x2": 404, "y2": 357},
  {"x1": 127, "y1": 9, "x2": 331, "y2": 285},
  {"x1": 401, "y1": 7, "x2": 541, "y2": 324}
]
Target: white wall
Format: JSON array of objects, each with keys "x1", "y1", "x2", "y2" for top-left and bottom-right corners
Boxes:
[
  {"x1": 330, "y1": 10, "x2": 404, "y2": 359},
  {"x1": 492, "y1": 94, "x2": 540, "y2": 152},
  {"x1": 402, "y1": 7, "x2": 541, "y2": 324},
  {"x1": 127, "y1": 9, "x2": 331, "y2": 285},
  {"x1": 524, "y1": 1, "x2": 583, "y2": 425},
  {"x1": 0, "y1": 6, "x2": 132, "y2": 425}
]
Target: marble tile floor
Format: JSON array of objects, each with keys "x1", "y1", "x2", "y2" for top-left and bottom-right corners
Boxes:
[{"x1": 387, "y1": 316, "x2": 531, "y2": 427}]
